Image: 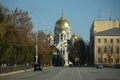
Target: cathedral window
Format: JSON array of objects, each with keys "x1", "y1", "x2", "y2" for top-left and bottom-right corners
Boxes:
[
  {"x1": 61, "y1": 44, "x2": 62, "y2": 47},
  {"x1": 48, "y1": 39, "x2": 50, "y2": 43},
  {"x1": 61, "y1": 34, "x2": 63, "y2": 40},
  {"x1": 63, "y1": 50, "x2": 65, "y2": 55},
  {"x1": 64, "y1": 35, "x2": 66, "y2": 40},
  {"x1": 61, "y1": 48, "x2": 62, "y2": 54}
]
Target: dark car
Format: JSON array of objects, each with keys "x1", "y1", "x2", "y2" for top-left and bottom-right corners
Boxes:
[
  {"x1": 34, "y1": 64, "x2": 43, "y2": 71},
  {"x1": 114, "y1": 64, "x2": 120, "y2": 68},
  {"x1": 96, "y1": 64, "x2": 103, "y2": 69}
]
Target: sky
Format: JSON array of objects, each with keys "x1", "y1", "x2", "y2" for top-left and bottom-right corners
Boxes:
[{"x1": 0, "y1": 0, "x2": 120, "y2": 41}]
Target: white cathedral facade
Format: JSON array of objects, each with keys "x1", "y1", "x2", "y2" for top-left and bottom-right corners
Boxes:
[{"x1": 47, "y1": 13, "x2": 77, "y2": 66}]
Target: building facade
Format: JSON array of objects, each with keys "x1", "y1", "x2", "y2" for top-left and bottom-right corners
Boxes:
[
  {"x1": 47, "y1": 13, "x2": 77, "y2": 66},
  {"x1": 90, "y1": 20, "x2": 120, "y2": 66}
]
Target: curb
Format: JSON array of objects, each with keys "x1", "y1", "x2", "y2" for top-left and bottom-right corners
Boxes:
[
  {"x1": 0, "y1": 68, "x2": 33, "y2": 76},
  {"x1": 0, "y1": 66, "x2": 52, "y2": 76}
]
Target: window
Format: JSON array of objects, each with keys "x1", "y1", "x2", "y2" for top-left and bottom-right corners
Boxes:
[
  {"x1": 110, "y1": 46, "x2": 113, "y2": 54},
  {"x1": 63, "y1": 50, "x2": 65, "y2": 55},
  {"x1": 104, "y1": 58, "x2": 107, "y2": 63},
  {"x1": 104, "y1": 47, "x2": 107, "y2": 53},
  {"x1": 104, "y1": 39, "x2": 107, "y2": 43},
  {"x1": 98, "y1": 39, "x2": 101, "y2": 43},
  {"x1": 61, "y1": 34, "x2": 63, "y2": 40},
  {"x1": 64, "y1": 35, "x2": 66, "y2": 40},
  {"x1": 48, "y1": 39, "x2": 50, "y2": 43},
  {"x1": 61, "y1": 48, "x2": 62, "y2": 54},
  {"x1": 98, "y1": 58, "x2": 101, "y2": 63},
  {"x1": 117, "y1": 39, "x2": 119, "y2": 43},
  {"x1": 110, "y1": 58, "x2": 113, "y2": 63},
  {"x1": 98, "y1": 47, "x2": 101, "y2": 53},
  {"x1": 110, "y1": 39, "x2": 113, "y2": 43},
  {"x1": 116, "y1": 58, "x2": 119, "y2": 63},
  {"x1": 117, "y1": 46, "x2": 119, "y2": 54}
]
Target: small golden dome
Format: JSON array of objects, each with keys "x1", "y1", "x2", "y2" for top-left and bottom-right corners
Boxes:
[
  {"x1": 47, "y1": 33, "x2": 53, "y2": 39},
  {"x1": 71, "y1": 33, "x2": 77, "y2": 39}
]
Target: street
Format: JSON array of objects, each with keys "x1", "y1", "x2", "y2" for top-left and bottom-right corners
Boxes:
[{"x1": 0, "y1": 67, "x2": 120, "y2": 80}]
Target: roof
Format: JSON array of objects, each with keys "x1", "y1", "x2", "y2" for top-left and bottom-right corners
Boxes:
[{"x1": 95, "y1": 28, "x2": 120, "y2": 36}]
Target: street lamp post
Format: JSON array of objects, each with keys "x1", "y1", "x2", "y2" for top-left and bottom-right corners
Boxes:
[{"x1": 35, "y1": 33, "x2": 38, "y2": 64}]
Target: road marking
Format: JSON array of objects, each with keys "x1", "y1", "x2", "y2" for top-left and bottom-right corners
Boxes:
[
  {"x1": 78, "y1": 70, "x2": 84, "y2": 80},
  {"x1": 51, "y1": 69, "x2": 64, "y2": 80}
]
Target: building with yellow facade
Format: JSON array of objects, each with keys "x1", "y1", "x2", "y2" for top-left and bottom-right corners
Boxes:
[{"x1": 90, "y1": 20, "x2": 120, "y2": 67}]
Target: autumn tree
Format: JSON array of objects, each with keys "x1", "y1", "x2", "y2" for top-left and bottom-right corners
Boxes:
[
  {"x1": 0, "y1": 4, "x2": 34, "y2": 65},
  {"x1": 0, "y1": 4, "x2": 10, "y2": 65},
  {"x1": 0, "y1": 4, "x2": 53, "y2": 66},
  {"x1": 36, "y1": 30, "x2": 53, "y2": 66}
]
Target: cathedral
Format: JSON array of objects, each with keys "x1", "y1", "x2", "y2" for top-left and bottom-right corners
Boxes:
[{"x1": 47, "y1": 13, "x2": 77, "y2": 66}]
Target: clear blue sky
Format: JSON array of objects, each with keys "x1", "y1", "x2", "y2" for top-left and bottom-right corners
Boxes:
[{"x1": 0, "y1": 0, "x2": 120, "y2": 41}]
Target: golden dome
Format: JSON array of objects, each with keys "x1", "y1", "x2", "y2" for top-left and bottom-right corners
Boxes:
[
  {"x1": 56, "y1": 16, "x2": 69, "y2": 26},
  {"x1": 71, "y1": 33, "x2": 77, "y2": 39},
  {"x1": 55, "y1": 13, "x2": 70, "y2": 31},
  {"x1": 47, "y1": 33, "x2": 53, "y2": 39}
]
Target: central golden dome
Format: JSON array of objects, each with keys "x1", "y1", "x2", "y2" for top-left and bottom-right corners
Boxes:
[
  {"x1": 55, "y1": 13, "x2": 70, "y2": 34},
  {"x1": 56, "y1": 16, "x2": 69, "y2": 26}
]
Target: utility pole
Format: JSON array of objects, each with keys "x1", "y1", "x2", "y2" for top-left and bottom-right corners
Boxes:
[
  {"x1": 35, "y1": 32, "x2": 38, "y2": 64},
  {"x1": 108, "y1": 11, "x2": 111, "y2": 21}
]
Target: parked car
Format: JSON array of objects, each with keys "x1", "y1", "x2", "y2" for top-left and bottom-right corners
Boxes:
[
  {"x1": 34, "y1": 64, "x2": 43, "y2": 71},
  {"x1": 114, "y1": 64, "x2": 120, "y2": 68},
  {"x1": 68, "y1": 64, "x2": 73, "y2": 67},
  {"x1": 96, "y1": 64, "x2": 103, "y2": 69}
]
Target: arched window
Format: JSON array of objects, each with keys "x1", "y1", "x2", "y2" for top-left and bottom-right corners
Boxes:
[
  {"x1": 64, "y1": 35, "x2": 66, "y2": 40},
  {"x1": 61, "y1": 48, "x2": 62, "y2": 54},
  {"x1": 48, "y1": 39, "x2": 50, "y2": 43},
  {"x1": 61, "y1": 34, "x2": 63, "y2": 40},
  {"x1": 63, "y1": 50, "x2": 65, "y2": 55}
]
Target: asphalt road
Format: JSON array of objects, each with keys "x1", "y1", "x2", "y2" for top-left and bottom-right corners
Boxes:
[{"x1": 0, "y1": 67, "x2": 120, "y2": 80}]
